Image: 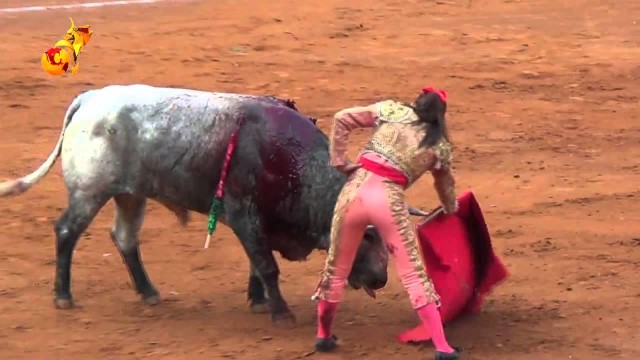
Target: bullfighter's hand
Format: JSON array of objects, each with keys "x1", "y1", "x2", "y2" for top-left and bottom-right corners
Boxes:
[
  {"x1": 443, "y1": 199, "x2": 459, "y2": 215},
  {"x1": 334, "y1": 163, "x2": 362, "y2": 175}
]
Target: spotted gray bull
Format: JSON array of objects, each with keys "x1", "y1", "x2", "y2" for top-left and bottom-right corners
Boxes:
[{"x1": 0, "y1": 84, "x2": 391, "y2": 324}]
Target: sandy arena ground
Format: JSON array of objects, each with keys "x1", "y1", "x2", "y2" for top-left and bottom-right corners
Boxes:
[{"x1": 0, "y1": 0, "x2": 639, "y2": 359}]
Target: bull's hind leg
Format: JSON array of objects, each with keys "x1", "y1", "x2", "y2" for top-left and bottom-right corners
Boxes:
[
  {"x1": 248, "y1": 264, "x2": 269, "y2": 314},
  {"x1": 54, "y1": 191, "x2": 110, "y2": 309},
  {"x1": 225, "y1": 200, "x2": 296, "y2": 326},
  {"x1": 110, "y1": 194, "x2": 160, "y2": 305}
]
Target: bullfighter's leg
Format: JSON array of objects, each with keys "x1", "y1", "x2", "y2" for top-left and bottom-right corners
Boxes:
[
  {"x1": 248, "y1": 264, "x2": 269, "y2": 314},
  {"x1": 225, "y1": 198, "x2": 295, "y2": 326},
  {"x1": 312, "y1": 169, "x2": 371, "y2": 351},
  {"x1": 110, "y1": 194, "x2": 160, "y2": 305},
  {"x1": 54, "y1": 190, "x2": 110, "y2": 309},
  {"x1": 371, "y1": 181, "x2": 440, "y2": 310},
  {"x1": 370, "y1": 180, "x2": 458, "y2": 357}
]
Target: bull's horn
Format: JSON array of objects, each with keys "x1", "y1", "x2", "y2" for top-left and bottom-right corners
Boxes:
[{"x1": 69, "y1": 17, "x2": 76, "y2": 30}]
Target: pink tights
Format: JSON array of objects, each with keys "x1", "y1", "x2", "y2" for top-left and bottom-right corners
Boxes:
[{"x1": 314, "y1": 169, "x2": 454, "y2": 352}]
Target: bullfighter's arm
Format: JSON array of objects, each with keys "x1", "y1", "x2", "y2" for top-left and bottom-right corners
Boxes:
[
  {"x1": 430, "y1": 140, "x2": 458, "y2": 214},
  {"x1": 329, "y1": 104, "x2": 379, "y2": 167}
]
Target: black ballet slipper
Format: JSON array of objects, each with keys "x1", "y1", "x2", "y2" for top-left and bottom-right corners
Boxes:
[
  {"x1": 435, "y1": 346, "x2": 461, "y2": 360},
  {"x1": 315, "y1": 335, "x2": 338, "y2": 352}
]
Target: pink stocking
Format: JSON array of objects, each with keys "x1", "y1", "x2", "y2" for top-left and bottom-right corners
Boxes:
[
  {"x1": 316, "y1": 300, "x2": 339, "y2": 338},
  {"x1": 417, "y1": 303, "x2": 455, "y2": 353}
]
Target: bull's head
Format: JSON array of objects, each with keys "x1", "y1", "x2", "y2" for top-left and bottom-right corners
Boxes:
[{"x1": 347, "y1": 225, "x2": 389, "y2": 297}]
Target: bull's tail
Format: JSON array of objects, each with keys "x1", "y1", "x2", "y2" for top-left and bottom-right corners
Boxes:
[{"x1": 0, "y1": 95, "x2": 83, "y2": 197}]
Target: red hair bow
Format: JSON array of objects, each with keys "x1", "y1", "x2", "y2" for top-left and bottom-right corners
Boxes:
[{"x1": 422, "y1": 86, "x2": 448, "y2": 103}]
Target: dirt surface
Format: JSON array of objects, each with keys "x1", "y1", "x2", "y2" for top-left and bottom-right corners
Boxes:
[{"x1": 0, "y1": 0, "x2": 639, "y2": 359}]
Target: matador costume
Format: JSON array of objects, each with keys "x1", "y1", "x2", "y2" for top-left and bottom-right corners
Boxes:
[{"x1": 312, "y1": 87, "x2": 460, "y2": 359}]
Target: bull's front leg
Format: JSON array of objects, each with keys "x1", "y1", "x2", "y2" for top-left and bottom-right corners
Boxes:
[
  {"x1": 225, "y1": 200, "x2": 296, "y2": 327},
  {"x1": 247, "y1": 264, "x2": 269, "y2": 314}
]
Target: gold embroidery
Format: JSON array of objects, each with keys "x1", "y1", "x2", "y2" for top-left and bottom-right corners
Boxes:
[
  {"x1": 434, "y1": 140, "x2": 453, "y2": 167},
  {"x1": 433, "y1": 163, "x2": 457, "y2": 214},
  {"x1": 364, "y1": 122, "x2": 435, "y2": 185},
  {"x1": 329, "y1": 113, "x2": 347, "y2": 166},
  {"x1": 313, "y1": 169, "x2": 371, "y2": 301},
  {"x1": 431, "y1": 139, "x2": 456, "y2": 213},
  {"x1": 377, "y1": 100, "x2": 417, "y2": 124},
  {"x1": 383, "y1": 181, "x2": 439, "y2": 304}
]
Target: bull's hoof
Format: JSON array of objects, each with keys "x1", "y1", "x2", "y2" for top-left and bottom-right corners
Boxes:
[
  {"x1": 54, "y1": 298, "x2": 74, "y2": 309},
  {"x1": 271, "y1": 311, "x2": 297, "y2": 328},
  {"x1": 250, "y1": 302, "x2": 270, "y2": 314},
  {"x1": 142, "y1": 294, "x2": 161, "y2": 306}
]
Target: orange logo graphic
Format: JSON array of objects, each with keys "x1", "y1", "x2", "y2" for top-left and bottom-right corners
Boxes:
[{"x1": 41, "y1": 18, "x2": 93, "y2": 76}]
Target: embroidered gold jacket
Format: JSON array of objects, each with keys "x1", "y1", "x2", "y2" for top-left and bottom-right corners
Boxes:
[{"x1": 329, "y1": 100, "x2": 457, "y2": 214}]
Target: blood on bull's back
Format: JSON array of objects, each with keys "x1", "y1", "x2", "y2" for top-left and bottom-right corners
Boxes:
[
  {"x1": 243, "y1": 104, "x2": 337, "y2": 260},
  {"x1": 57, "y1": 85, "x2": 294, "y2": 216}
]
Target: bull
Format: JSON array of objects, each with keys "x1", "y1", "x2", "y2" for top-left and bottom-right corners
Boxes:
[{"x1": 0, "y1": 84, "x2": 390, "y2": 325}]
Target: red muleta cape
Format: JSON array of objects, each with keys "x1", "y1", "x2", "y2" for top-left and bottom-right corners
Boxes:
[{"x1": 397, "y1": 191, "x2": 509, "y2": 343}]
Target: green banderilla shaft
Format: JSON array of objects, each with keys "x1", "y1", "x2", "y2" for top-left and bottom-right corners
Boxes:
[{"x1": 207, "y1": 197, "x2": 223, "y2": 235}]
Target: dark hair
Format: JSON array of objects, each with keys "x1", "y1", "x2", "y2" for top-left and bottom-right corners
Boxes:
[{"x1": 406, "y1": 92, "x2": 451, "y2": 148}]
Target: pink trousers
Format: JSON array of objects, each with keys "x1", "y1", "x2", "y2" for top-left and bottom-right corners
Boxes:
[{"x1": 313, "y1": 167, "x2": 439, "y2": 309}]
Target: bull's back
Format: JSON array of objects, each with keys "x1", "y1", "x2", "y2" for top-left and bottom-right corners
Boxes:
[{"x1": 61, "y1": 85, "x2": 255, "y2": 211}]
